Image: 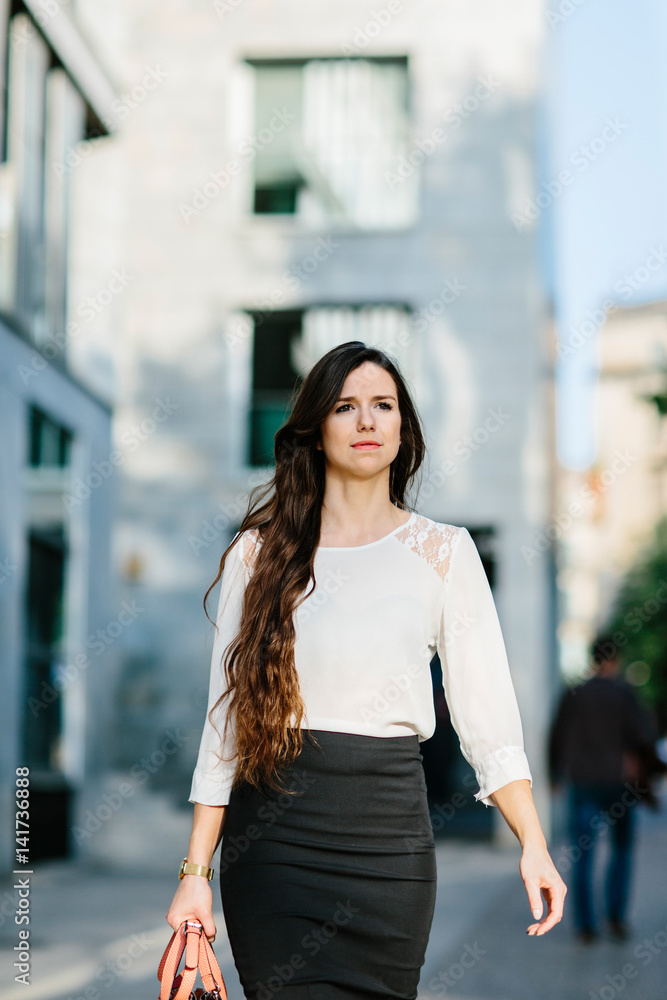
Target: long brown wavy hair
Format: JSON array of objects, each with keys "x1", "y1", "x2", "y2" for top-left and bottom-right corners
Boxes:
[{"x1": 203, "y1": 340, "x2": 427, "y2": 797}]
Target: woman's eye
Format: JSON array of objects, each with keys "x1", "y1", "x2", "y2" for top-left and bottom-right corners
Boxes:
[{"x1": 335, "y1": 402, "x2": 392, "y2": 413}]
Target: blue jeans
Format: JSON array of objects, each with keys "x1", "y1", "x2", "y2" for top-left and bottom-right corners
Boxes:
[{"x1": 566, "y1": 781, "x2": 638, "y2": 932}]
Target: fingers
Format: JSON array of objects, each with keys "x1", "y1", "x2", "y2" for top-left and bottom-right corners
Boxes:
[
  {"x1": 202, "y1": 915, "x2": 217, "y2": 941},
  {"x1": 521, "y1": 845, "x2": 568, "y2": 937},
  {"x1": 526, "y1": 883, "x2": 543, "y2": 921},
  {"x1": 526, "y1": 884, "x2": 567, "y2": 936},
  {"x1": 165, "y1": 909, "x2": 217, "y2": 941}
]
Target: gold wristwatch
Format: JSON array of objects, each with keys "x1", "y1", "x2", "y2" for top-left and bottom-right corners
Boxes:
[{"x1": 179, "y1": 857, "x2": 214, "y2": 881}]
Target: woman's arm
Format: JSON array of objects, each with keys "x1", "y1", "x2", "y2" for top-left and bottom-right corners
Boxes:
[
  {"x1": 490, "y1": 778, "x2": 567, "y2": 936},
  {"x1": 437, "y1": 528, "x2": 566, "y2": 934},
  {"x1": 437, "y1": 528, "x2": 534, "y2": 808},
  {"x1": 165, "y1": 803, "x2": 227, "y2": 941},
  {"x1": 168, "y1": 532, "x2": 250, "y2": 938},
  {"x1": 189, "y1": 533, "x2": 249, "y2": 807},
  {"x1": 187, "y1": 801, "x2": 227, "y2": 867}
]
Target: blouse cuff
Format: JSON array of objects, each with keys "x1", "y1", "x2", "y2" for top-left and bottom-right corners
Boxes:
[
  {"x1": 472, "y1": 745, "x2": 533, "y2": 808},
  {"x1": 188, "y1": 765, "x2": 236, "y2": 807}
]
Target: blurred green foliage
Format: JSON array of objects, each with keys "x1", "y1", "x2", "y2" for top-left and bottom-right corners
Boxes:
[{"x1": 604, "y1": 516, "x2": 667, "y2": 732}]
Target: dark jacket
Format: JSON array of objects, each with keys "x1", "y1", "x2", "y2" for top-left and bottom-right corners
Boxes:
[{"x1": 548, "y1": 675, "x2": 658, "y2": 787}]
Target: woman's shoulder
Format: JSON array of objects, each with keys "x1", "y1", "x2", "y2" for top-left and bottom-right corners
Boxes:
[
  {"x1": 402, "y1": 511, "x2": 467, "y2": 546},
  {"x1": 396, "y1": 512, "x2": 467, "y2": 582},
  {"x1": 229, "y1": 525, "x2": 262, "y2": 572}
]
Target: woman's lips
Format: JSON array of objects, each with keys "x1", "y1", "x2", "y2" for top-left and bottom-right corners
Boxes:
[{"x1": 352, "y1": 443, "x2": 381, "y2": 449}]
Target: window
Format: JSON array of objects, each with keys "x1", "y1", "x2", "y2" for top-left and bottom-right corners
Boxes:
[
  {"x1": 29, "y1": 405, "x2": 72, "y2": 467},
  {"x1": 248, "y1": 57, "x2": 416, "y2": 229},
  {"x1": 22, "y1": 527, "x2": 67, "y2": 774},
  {"x1": 0, "y1": 12, "x2": 87, "y2": 350}
]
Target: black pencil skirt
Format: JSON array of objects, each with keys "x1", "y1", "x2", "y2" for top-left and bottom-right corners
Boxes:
[{"x1": 219, "y1": 730, "x2": 437, "y2": 1000}]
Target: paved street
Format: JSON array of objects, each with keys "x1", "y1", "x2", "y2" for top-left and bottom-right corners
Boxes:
[{"x1": 1, "y1": 785, "x2": 665, "y2": 1000}]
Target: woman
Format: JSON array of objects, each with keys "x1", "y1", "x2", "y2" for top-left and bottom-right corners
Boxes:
[{"x1": 167, "y1": 341, "x2": 566, "y2": 999}]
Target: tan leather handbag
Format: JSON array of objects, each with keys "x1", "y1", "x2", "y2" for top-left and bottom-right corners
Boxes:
[{"x1": 158, "y1": 919, "x2": 228, "y2": 1000}]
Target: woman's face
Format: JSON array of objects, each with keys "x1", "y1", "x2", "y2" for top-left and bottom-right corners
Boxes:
[{"x1": 317, "y1": 362, "x2": 402, "y2": 476}]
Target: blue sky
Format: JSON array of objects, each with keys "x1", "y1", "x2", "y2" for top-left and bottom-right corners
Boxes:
[{"x1": 542, "y1": 0, "x2": 667, "y2": 468}]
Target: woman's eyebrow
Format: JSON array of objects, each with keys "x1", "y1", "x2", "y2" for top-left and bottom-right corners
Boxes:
[{"x1": 336, "y1": 394, "x2": 397, "y2": 402}]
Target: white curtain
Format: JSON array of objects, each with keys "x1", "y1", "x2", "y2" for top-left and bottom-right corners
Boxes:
[
  {"x1": 296, "y1": 59, "x2": 416, "y2": 229},
  {"x1": 293, "y1": 305, "x2": 415, "y2": 382}
]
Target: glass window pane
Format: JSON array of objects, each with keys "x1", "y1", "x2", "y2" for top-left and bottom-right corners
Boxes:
[
  {"x1": 29, "y1": 405, "x2": 72, "y2": 467},
  {"x1": 253, "y1": 64, "x2": 303, "y2": 213},
  {"x1": 249, "y1": 310, "x2": 303, "y2": 465}
]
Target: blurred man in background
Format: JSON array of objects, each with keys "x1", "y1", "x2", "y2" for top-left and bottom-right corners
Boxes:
[{"x1": 548, "y1": 635, "x2": 661, "y2": 945}]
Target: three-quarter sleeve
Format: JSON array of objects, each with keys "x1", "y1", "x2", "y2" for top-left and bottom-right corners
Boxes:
[
  {"x1": 188, "y1": 530, "x2": 248, "y2": 806},
  {"x1": 437, "y1": 527, "x2": 533, "y2": 807}
]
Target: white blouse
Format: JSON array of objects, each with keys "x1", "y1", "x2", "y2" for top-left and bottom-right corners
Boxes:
[{"x1": 189, "y1": 511, "x2": 533, "y2": 809}]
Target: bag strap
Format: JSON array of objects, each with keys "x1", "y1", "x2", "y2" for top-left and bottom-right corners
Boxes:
[
  {"x1": 158, "y1": 925, "x2": 186, "y2": 1000},
  {"x1": 158, "y1": 922, "x2": 196, "y2": 1000},
  {"x1": 198, "y1": 933, "x2": 226, "y2": 997},
  {"x1": 157, "y1": 921, "x2": 227, "y2": 1000},
  {"x1": 157, "y1": 928, "x2": 179, "y2": 984}
]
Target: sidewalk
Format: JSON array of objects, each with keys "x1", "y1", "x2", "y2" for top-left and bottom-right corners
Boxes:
[{"x1": 1, "y1": 785, "x2": 665, "y2": 1000}]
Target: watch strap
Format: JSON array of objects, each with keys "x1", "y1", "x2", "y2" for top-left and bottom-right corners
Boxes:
[{"x1": 179, "y1": 857, "x2": 214, "y2": 881}]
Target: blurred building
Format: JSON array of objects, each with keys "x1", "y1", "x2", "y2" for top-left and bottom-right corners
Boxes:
[
  {"x1": 0, "y1": 1, "x2": 117, "y2": 872},
  {"x1": 49, "y1": 0, "x2": 557, "y2": 854},
  {"x1": 556, "y1": 300, "x2": 667, "y2": 680}
]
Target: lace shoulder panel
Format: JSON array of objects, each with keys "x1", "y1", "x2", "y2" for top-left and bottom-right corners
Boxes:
[
  {"x1": 394, "y1": 513, "x2": 462, "y2": 584},
  {"x1": 238, "y1": 527, "x2": 261, "y2": 572}
]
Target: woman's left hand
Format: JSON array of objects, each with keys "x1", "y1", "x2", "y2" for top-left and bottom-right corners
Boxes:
[{"x1": 520, "y1": 842, "x2": 567, "y2": 936}]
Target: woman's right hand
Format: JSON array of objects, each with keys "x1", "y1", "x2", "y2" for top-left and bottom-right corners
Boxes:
[{"x1": 166, "y1": 875, "x2": 217, "y2": 941}]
